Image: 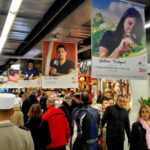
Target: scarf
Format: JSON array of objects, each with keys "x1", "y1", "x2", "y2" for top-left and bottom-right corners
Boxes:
[{"x1": 140, "y1": 118, "x2": 150, "y2": 149}]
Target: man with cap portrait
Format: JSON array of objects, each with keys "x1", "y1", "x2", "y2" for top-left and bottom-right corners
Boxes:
[
  {"x1": 0, "y1": 93, "x2": 34, "y2": 150},
  {"x1": 20, "y1": 59, "x2": 40, "y2": 80}
]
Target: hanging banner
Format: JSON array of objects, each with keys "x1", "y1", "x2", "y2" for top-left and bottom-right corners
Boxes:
[
  {"x1": 92, "y1": 0, "x2": 147, "y2": 79},
  {"x1": 0, "y1": 61, "x2": 20, "y2": 88},
  {"x1": 19, "y1": 59, "x2": 42, "y2": 88},
  {"x1": 42, "y1": 41, "x2": 78, "y2": 88}
]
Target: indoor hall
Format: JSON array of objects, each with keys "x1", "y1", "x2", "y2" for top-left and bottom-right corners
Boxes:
[{"x1": 0, "y1": 0, "x2": 150, "y2": 150}]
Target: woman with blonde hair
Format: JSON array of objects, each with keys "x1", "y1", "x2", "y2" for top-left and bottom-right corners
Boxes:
[
  {"x1": 25, "y1": 104, "x2": 51, "y2": 150},
  {"x1": 130, "y1": 104, "x2": 150, "y2": 150},
  {"x1": 10, "y1": 103, "x2": 24, "y2": 126}
]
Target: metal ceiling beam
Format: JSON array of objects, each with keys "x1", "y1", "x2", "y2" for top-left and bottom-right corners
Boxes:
[
  {"x1": 7, "y1": 39, "x2": 27, "y2": 43},
  {"x1": 0, "y1": 29, "x2": 30, "y2": 34},
  {"x1": 15, "y1": 0, "x2": 88, "y2": 56},
  {"x1": 3, "y1": 48, "x2": 16, "y2": 50},
  {"x1": 0, "y1": 11, "x2": 41, "y2": 20}
]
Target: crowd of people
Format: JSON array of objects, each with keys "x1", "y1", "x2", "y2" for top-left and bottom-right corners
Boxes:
[{"x1": 0, "y1": 88, "x2": 150, "y2": 150}]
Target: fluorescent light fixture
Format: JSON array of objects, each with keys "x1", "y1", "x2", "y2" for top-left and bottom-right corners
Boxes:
[
  {"x1": 145, "y1": 21, "x2": 150, "y2": 29},
  {"x1": 0, "y1": 0, "x2": 23, "y2": 53}
]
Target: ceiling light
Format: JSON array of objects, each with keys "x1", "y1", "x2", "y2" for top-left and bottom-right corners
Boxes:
[
  {"x1": 0, "y1": 0, "x2": 23, "y2": 53},
  {"x1": 145, "y1": 21, "x2": 150, "y2": 29}
]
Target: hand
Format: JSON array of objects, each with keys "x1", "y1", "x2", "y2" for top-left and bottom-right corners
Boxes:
[
  {"x1": 21, "y1": 74, "x2": 27, "y2": 80},
  {"x1": 128, "y1": 143, "x2": 130, "y2": 147},
  {"x1": 118, "y1": 37, "x2": 134, "y2": 53},
  {"x1": 50, "y1": 67, "x2": 57, "y2": 75}
]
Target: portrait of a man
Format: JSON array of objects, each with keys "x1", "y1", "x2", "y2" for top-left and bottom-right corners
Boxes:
[
  {"x1": 20, "y1": 60, "x2": 40, "y2": 80},
  {"x1": 49, "y1": 44, "x2": 75, "y2": 75}
]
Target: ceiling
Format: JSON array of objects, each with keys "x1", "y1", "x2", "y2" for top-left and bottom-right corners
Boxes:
[{"x1": 0, "y1": 0, "x2": 150, "y2": 73}]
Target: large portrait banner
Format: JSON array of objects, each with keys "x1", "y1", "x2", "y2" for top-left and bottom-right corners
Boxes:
[
  {"x1": 42, "y1": 41, "x2": 78, "y2": 88},
  {"x1": 92, "y1": 0, "x2": 148, "y2": 79}
]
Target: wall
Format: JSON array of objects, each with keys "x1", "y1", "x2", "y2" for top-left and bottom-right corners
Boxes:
[
  {"x1": 130, "y1": 77, "x2": 150, "y2": 124},
  {"x1": 124, "y1": 76, "x2": 150, "y2": 149}
]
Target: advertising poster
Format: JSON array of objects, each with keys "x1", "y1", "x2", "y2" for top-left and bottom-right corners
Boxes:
[
  {"x1": 42, "y1": 41, "x2": 78, "y2": 88},
  {"x1": 0, "y1": 62, "x2": 20, "y2": 88},
  {"x1": 19, "y1": 59, "x2": 42, "y2": 88},
  {"x1": 92, "y1": 0, "x2": 147, "y2": 79}
]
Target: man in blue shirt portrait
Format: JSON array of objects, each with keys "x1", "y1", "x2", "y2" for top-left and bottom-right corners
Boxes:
[{"x1": 20, "y1": 60, "x2": 40, "y2": 80}]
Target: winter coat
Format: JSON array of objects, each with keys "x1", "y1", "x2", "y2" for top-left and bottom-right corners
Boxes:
[
  {"x1": 102, "y1": 104, "x2": 131, "y2": 142},
  {"x1": 42, "y1": 105, "x2": 70, "y2": 149},
  {"x1": 130, "y1": 122, "x2": 148, "y2": 150},
  {"x1": 22, "y1": 95, "x2": 38, "y2": 123},
  {"x1": 25, "y1": 118, "x2": 51, "y2": 150},
  {"x1": 0, "y1": 121, "x2": 34, "y2": 150}
]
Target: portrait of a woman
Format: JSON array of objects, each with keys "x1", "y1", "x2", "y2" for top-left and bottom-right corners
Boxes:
[
  {"x1": 99, "y1": 7, "x2": 144, "y2": 58},
  {"x1": 8, "y1": 69, "x2": 19, "y2": 82}
]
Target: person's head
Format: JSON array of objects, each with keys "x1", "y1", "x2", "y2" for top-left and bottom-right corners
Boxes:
[
  {"x1": 42, "y1": 92, "x2": 48, "y2": 98},
  {"x1": 116, "y1": 7, "x2": 144, "y2": 44},
  {"x1": 28, "y1": 60, "x2": 34, "y2": 69},
  {"x1": 56, "y1": 44, "x2": 67, "y2": 60},
  {"x1": 69, "y1": 90, "x2": 74, "y2": 97},
  {"x1": 73, "y1": 94, "x2": 81, "y2": 104},
  {"x1": 46, "y1": 97, "x2": 55, "y2": 108},
  {"x1": 104, "y1": 91, "x2": 112, "y2": 99},
  {"x1": 9, "y1": 69, "x2": 15, "y2": 76},
  {"x1": 116, "y1": 95, "x2": 125, "y2": 108},
  {"x1": 64, "y1": 96, "x2": 72, "y2": 106},
  {"x1": 81, "y1": 91, "x2": 91, "y2": 104},
  {"x1": 30, "y1": 90, "x2": 38, "y2": 97},
  {"x1": 15, "y1": 92, "x2": 19, "y2": 98},
  {"x1": 28, "y1": 104, "x2": 42, "y2": 118},
  {"x1": 137, "y1": 104, "x2": 150, "y2": 122},
  {"x1": 0, "y1": 94, "x2": 16, "y2": 120}
]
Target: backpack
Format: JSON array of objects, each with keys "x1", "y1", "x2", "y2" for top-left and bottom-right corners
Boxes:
[{"x1": 71, "y1": 107, "x2": 102, "y2": 150}]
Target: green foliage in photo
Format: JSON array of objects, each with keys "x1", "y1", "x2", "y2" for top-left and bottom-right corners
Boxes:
[
  {"x1": 92, "y1": 13, "x2": 115, "y2": 56},
  {"x1": 92, "y1": 13, "x2": 146, "y2": 58},
  {"x1": 119, "y1": 36, "x2": 147, "y2": 58}
]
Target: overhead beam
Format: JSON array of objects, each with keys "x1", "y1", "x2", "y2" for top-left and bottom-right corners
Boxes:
[
  {"x1": 15, "y1": 0, "x2": 88, "y2": 56},
  {"x1": 0, "y1": 11, "x2": 41, "y2": 20}
]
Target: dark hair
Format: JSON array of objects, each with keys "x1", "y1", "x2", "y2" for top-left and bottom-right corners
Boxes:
[
  {"x1": 116, "y1": 7, "x2": 144, "y2": 44},
  {"x1": 28, "y1": 59, "x2": 34, "y2": 64},
  {"x1": 56, "y1": 45, "x2": 66, "y2": 52},
  {"x1": 117, "y1": 94, "x2": 125, "y2": 100},
  {"x1": 81, "y1": 91, "x2": 90, "y2": 103},
  {"x1": 9, "y1": 69, "x2": 14, "y2": 73},
  {"x1": 74, "y1": 94, "x2": 80, "y2": 100}
]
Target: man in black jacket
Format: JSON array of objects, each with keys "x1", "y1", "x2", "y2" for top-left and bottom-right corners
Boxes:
[
  {"x1": 22, "y1": 90, "x2": 38, "y2": 123},
  {"x1": 101, "y1": 95, "x2": 131, "y2": 150}
]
